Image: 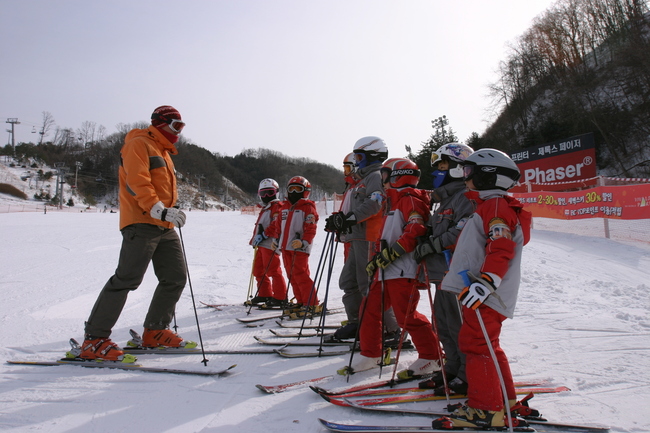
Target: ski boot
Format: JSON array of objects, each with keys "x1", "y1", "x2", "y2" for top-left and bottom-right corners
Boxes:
[
  {"x1": 418, "y1": 370, "x2": 450, "y2": 389},
  {"x1": 141, "y1": 328, "x2": 198, "y2": 349},
  {"x1": 337, "y1": 348, "x2": 391, "y2": 376},
  {"x1": 245, "y1": 296, "x2": 271, "y2": 306},
  {"x1": 73, "y1": 337, "x2": 137, "y2": 363},
  {"x1": 433, "y1": 377, "x2": 468, "y2": 396},
  {"x1": 510, "y1": 392, "x2": 545, "y2": 420},
  {"x1": 397, "y1": 358, "x2": 441, "y2": 380}
]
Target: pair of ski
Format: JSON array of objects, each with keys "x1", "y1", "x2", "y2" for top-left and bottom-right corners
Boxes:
[
  {"x1": 257, "y1": 375, "x2": 609, "y2": 432},
  {"x1": 235, "y1": 307, "x2": 344, "y2": 323},
  {"x1": 256, "y1": 370, "x2": 426, "y2": 394},
  {"x1": 318, "y1": 418, "x2": 610, "y2": 433},
  {"x1": 317, "y1": 386, "x2": 610, "y2": 432},
  {"x1": 7, "y1": 358, "x2": 237, "y2": 377},
  {"x1": 7, "y1": 337, "x2": 238, "y2": 377},
  {"x1": 319, "y1": 392, "x2": 610, "y2": 433}
]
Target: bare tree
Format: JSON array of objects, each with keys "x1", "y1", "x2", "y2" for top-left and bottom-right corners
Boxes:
[{"x1": 38, "y1": 111, "x2": 56, "y2": 145}]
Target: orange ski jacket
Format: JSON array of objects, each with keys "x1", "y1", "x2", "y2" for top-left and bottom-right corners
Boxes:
[{"x1": 118, "y1": 126, "x2": 179, "y2": 230}]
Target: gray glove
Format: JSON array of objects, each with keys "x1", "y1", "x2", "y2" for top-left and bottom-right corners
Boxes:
[
  {"x1": 414, "y1": 236, "x2": 443, "y2": 263},
  {"x1": 151, "y1": 201, "x2": 187, "y2": 228}
]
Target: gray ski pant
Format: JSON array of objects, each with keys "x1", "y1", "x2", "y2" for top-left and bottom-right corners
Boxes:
[
  {"x1": 84, "y1": 223, "x2": 187, "y2": 338},
  {"x1": 434, "y1": 285, "x2": 466, "y2": 381}
]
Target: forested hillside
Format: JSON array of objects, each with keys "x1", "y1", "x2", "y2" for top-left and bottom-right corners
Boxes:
[
  {"x1": 478, "y1": 0, "x2": 650, "y2": 177},
  {"x1": 1, "y1": 133, "x2": 344, "y2": 207}
]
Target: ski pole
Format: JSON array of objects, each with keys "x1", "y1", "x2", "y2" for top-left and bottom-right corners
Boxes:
[
  {"x1": 413, "y1": 246, "x2": 452, "y2": 405},
  {"x1": 299, "y1": 231, "x2": 333, "y2": 340},
  {"x1": 246, "y1": 247, "x2": 277, "y2": 316},
  {"x1": 422, "y1": 271, "x2": 452, "y2": 407},
  {"x1": 344, "y1": 241, "x2": 382, "y2": 382},
  {"x1": 378, "y1": 240, "x2": 389, "y2": 378},
  {"x1": 246, "y1": 223, "x2": 265, "y2": 302},
  {"x1": 280, "y1": 236, "x2": 299, "y2": 317},
  {"x1": 312, "y1": 233, "x2": 339, "y2": 354},
  {"x1": 475, "y1": 307, "x2": 514, "y2": 433},
  {"x1": 246, "y1": 246, "x2": 259, "y2": 303},
  {"x1": 299, "y1": 231, "x2": 331, "y2": 332},
  {"x1": 177, "y1": 226, "x2": 209, "y2": 366}
]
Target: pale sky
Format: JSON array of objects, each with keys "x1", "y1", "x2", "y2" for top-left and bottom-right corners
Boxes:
[{"x1": 1, "y1": 0, "x2": 557, "y2": 169}]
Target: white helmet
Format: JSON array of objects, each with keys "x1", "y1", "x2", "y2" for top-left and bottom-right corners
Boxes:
[
  {"x1": 462, "y1": 148, "x2": 520, "y2": 191},
  {"x1": 353, "y1": 136, "x2": 388, "y2": 168},
  {"x1": 258, "y1": 178, "x2": 279, "y2": 192},
  {"x1": 258, "y1": 178, "x2": 279, "y2": 201},
  {"x1": 431, "y1": 143, "x2": 474, "y2": 178}
]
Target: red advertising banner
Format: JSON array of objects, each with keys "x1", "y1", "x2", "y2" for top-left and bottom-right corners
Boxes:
[
  {"x1": 510, "y1": 133, "x2": 597, "y2": 186},
  {"x1": 512, "y1": 183, "x2": 650, "y2": 220}
]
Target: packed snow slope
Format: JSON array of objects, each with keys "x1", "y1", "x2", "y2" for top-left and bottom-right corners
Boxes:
[{"x1": 1, "y1": 211, "x2": 649, "y2": 432}]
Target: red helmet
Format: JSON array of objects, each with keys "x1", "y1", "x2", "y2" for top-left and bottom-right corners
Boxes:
[
  {"x1": 383, "y1": 158, "x2": 420, "y2": 188},
  {"x1": 287, "y1": 176, "x2": 312, "y2": 198}
]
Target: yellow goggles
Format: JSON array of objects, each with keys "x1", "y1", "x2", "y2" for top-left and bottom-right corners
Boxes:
[{"x1": 287, "y1": 185, "x2": 305, "y2": 193}]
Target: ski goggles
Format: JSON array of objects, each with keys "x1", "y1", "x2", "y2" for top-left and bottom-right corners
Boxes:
[
  {"x1": 380, "y1": 167, "x2": 392, "y2": 183},
  {"x1": 258, "y1": 188, "x2": 277, "y2": 198},
  {"x1": 167, "y1": 119, "x2": 186, "y2": 134},
  {"x1": 343, "y1": 163, "x2": 354, "y2": 176},
  {"x1": 287, "y1": 185, "x2": 305, "y2": 193},
  {"x1": 462, "y1": 164, "x2": 476, "y2": 179}
]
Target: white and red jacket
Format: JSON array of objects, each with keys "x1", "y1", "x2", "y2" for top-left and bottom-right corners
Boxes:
[
  {"x1": 441, "y1": 189, "x2": 532, "y2": 318},
  {"x1": 268, "y1": 198, "x2": 319, "y2": 254},
  {"x1": 249, "y1": 199, "x2": 283, "y2": 250},
  {"x1": 376, "y1": 187, "x2": 430, "y2": 281}
]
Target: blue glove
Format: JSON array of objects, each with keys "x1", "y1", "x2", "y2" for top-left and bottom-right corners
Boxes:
[{"x1": 252, "y1": 232, "x2": 267, "y2": 247}]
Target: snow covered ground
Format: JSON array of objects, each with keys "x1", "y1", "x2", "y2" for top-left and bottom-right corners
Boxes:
[{"x1": 1, "y1": 210, "x2": 649, "y2": 432}]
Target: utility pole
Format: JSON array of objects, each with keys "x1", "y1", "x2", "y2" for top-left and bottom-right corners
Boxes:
[
  {"x1": 6, "y1": 118, "x2": 20, "y2": 157},
  {"x1": 74, "y1": 161, "x2": 82, "y2": 190},
  {"x1": 195, "y1": 174, "x2": 205, "y2": 211}
]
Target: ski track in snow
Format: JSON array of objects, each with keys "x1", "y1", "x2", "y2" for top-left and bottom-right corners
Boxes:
[{"x1": 0, "y1": 211, "x2": 649, "y2": 432}]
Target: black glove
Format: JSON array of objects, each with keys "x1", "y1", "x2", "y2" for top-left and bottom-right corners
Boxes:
[
  {"x1": 375, "y1": 242, "x2": 406, "y2": 269},
  {"x1": 414, "y1": 236, "x2": 444, "y2": 263},
  {"x1": 325, "y1": 212, "x2": 356, "y2": 234}
]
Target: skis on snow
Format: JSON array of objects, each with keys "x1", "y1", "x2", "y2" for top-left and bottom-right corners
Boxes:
[
  {"x1": 321, "y1": 414, "x2": 608, "y2": 433},
  {"x1": 6, "y1": 359, "x2": 237, "y2": 376},
  {"x1": 321, "y1": 386, "x2": 570, "y2": 407},
  {"x1": 318, "y1": 418, "x2": 609, "y2": 433}
]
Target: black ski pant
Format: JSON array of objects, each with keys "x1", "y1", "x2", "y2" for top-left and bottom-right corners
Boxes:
[{"x1": 84, "y1": 223, "x2": 187, "y2": 338}]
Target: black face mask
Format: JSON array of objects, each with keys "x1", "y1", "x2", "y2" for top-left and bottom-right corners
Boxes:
[
  {"x1": 288, "y1": 192, "x2": 303, "y2": 204},
  {"x1": 261, "y1": 195, "x2": 276, "y2": 204}
]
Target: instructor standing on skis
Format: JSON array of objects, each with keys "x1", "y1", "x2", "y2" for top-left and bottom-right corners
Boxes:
[{"x1": 79, "y1": 105, "x2": 195, "y2": 363}]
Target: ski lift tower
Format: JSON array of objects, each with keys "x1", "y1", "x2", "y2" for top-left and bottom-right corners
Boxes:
[
  {"x1": 6, "y1": 118, "x2": 20, "y2": 157},
  {"x1": 54, "y1": 162, "x2": 67, "y2": 209}
]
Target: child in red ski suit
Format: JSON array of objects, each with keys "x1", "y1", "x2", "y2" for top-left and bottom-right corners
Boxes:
[
  {"x1": 345, "y1": 159, "x2": 442, "y2": 376},
  {"x1": 268, "y1": 176, "x2": 320, "y2": 307},
  {"x1": 433, "y1": 149, "x2": 533, "y2": 429},
  {"x1": 249, "y1": 178, "x2": 287, "y2": 306}
]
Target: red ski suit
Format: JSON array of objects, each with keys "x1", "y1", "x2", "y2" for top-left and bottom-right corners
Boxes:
[
  {"x1": 268, "y1": 198, "x2": 319, "y2": 306},
  {"x1": 249, "y1": 200, "x2": 287, "y2": 300},
  {"x1": 359, "y1": 187, "x2": 441, "y2": 360},
  {"x1": 442, "y1": 190, "x2": 532, "y2": 411}
]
